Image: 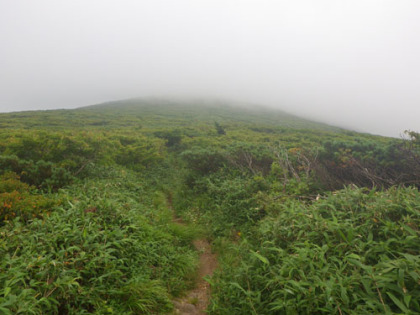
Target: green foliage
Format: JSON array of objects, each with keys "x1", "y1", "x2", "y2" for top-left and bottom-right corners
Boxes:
[
  {"x1": 113, "y1": 135, "x2": 164, "y2": 170},
  {"x1": 404, "y1": 130, "x2": 420, "y2": 145},
  {"x1": 0, "y1": 155, "x2": 73, "y2": 191},
  {"x1": 0, "y1": 130, "x2": 164, "y2": 184},
  {"x1": 154, "y1": 130, "x2": 183, "y2": 148},
  {"x1": 0, "y1": 99, "x2": 418, "y2": 314},
  {"x1": 209, "y1": 187, "x2": 420, "y2": 314},
  {"x1": 214, "y1": 122, "x2": 226, "y2": 135},
  {"x1": 181, "y1": 147, "x2": 226, "y2": 176},
  {"x1": 0, "y1": 99, "x2": 343, "y2": 132},
  {"x1": 0, "y1": 170, "x2": 197, "y2": 314},
  {"x1": 197, "y1": 175, "x2": 265, "y2": 235},
  {"x1": 0, "y1": 172, "x2": 57, "y2": 224},
  {"x1": 318, "y1": 135, "x2": 420, "y2": 189},
  {"x1": 225, "y1": 142, "x2": 273, "y2": 175}
]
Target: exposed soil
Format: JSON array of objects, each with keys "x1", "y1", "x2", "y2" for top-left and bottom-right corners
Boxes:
[
  {"x1": 168, "y1": 196, "x2": 218, "y2": 314},
  {"x1": 173, "y1": 238, "x2": 218, "y2": 314}
]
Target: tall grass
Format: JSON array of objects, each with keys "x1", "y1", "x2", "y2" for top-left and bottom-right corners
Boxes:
[
  {"x1": 209, "y1": 187, "x2": 420, "y2": 314},
  {"x1": 0, "y1": 167, "x2": 198, "y2": 314}
]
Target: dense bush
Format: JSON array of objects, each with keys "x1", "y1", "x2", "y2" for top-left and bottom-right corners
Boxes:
[
  {"x1": 225, "y1": 143, "x2": 273, "y2": 175},
  {"x1": 154, "y1": 130, "x2": 182, "y2": 147},
  {"x1": 0, "y1": 130, "x2": 165, "y2": 187},
  {"x1": 201, "y1": 176, "x2": 265, "y2": 235},
  {"x1": 0, "y1": 173, "x2": 197, "y2": 314},
  {"x1": 181, "y1": 147, "x2": 226, "y2": 176},
  {"x1": 318, "y1": 133, "x2": 420, "y2": 189},
  {"x1": 0, "y1": 172, "x2": 57, "y2": 224},
  {"x1": 209, "y1": 187, "x2": 420, "y2": 314},
  {"x1": 113, "y1": 137, "x2": 164, "y2": 170},
  {"x1": 1, "y1": 101, "x2": 419, "y2": 314},
  {"x1": 0, "y1": 155, "x2": 73, "y2": 191}
]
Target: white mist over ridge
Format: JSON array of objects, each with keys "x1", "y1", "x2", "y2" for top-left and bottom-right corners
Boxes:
[{"x1": 1, "y1": 0, "x2": 419, "y2": 137}]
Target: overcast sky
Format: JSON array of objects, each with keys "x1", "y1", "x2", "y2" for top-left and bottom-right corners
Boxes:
[{"x1": 1, "y1": 1, "x2": 419, "y2": 137}]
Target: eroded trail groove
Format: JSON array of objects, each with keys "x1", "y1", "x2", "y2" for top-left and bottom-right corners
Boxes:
[
  {"x1": 168, "y1": 196, "x2": 218, "y2": 314},
  {"x1": 173, "y1": 238, "x2": 218, "y2": 314}
]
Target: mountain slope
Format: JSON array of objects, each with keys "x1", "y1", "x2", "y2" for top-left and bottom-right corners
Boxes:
[
  {"x1": 0, "y1": 98, "x2": 342, "y2": 132},
  {"x1": 1, "y1": 98, "x2": 418, "y2": 314}
]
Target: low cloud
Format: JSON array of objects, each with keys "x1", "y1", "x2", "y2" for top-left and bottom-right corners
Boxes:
[{"x1": 1, "y1": 0, "x2": 419, "y2": 137}]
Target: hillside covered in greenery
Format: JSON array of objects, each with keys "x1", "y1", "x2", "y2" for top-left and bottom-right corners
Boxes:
[{"x1": 0, "y1": 99, "x2": 419, "y2": 314}]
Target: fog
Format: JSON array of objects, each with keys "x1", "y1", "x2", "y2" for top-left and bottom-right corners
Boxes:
[{"x1": 1, "y1": 1, "x2": 419, "y2": 137}]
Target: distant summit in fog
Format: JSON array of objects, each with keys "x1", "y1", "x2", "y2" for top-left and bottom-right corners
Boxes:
[{"x1": 0, "y1": 97, "x2": 346, "y2": 133}]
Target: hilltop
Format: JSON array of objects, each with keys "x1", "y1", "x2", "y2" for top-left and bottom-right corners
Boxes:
[
  {"x1": 0, "y1": 98, "x2": 419, "y2": 314},
  {"x1": 0, "y1": 98, "x2": 342, "y2": 132}
]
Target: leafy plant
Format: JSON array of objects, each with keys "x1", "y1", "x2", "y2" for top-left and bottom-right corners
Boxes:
[
  {"x1": 210, "y1": 187, "x2": 420, "y2": 314},
  {"x1": 0, "y1": 172, "x2": 57, "y2": 224}
]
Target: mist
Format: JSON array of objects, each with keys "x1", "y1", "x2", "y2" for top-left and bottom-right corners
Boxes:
[{"x1": 1, "y1": 0, "x2": 419, "y2": 137}]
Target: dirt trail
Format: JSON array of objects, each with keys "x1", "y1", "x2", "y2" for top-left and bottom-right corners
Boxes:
[
  {"x1": 168, "y1": 196, "x2": 218, "y2": 315},
  {"x1": 173, "y1": 238, "x2": 218, "y2": 314}
]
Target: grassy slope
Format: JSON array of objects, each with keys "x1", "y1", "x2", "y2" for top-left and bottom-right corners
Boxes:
[
  {"x1": 2, "y1": 99, "x2": 417, "y2": 314},
  {"x1": 0, "y1": 98, "x2": 388, "y2": 156},
  {"x1": 0, "y1": 98, "x2": 341, "y2": 131}
]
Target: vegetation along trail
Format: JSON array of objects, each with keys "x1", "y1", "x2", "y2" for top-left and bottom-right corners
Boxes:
[
  {"x1": 1, "y1": 99, "x2": 420, "y2": 314},
  {"x1": 173, "y1": 239, "x2": 218, "y2": 315},
  {"x1": 169, "y1": 195, "x2": 218, "y2": 315}
]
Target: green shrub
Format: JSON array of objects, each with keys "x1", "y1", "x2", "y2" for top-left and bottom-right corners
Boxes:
[
  {"x1": 181, "y1": 147, "x2": 226, "y2": 176},
  {"x1": 154, "y1": 130, "x2": 182, "y2": 147},
  {"x1": 210, "y1": 187, "x2": 420, "y2": 314},
  {"x1": 0, "y1": 155, "x2": 74, "y2": 191},
  {"x1": 0, "y1": 172, "x2": 57, "y2": 224},
  {"x1": 0, "y1": 171, "x2": 197, "y2": 314}
]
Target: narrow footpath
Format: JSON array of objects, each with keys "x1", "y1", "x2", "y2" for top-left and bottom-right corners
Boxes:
[
  {"x1": 168, "y1": 196, "x2": 218, "y2": 315},
  {"x1": 173, "y1": 238, "x2": 218, "y2": 314}
]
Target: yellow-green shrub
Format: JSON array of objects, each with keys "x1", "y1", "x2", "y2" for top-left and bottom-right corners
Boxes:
[{"x1": 0, "y1": 173, "x2": 56, "y2": 223}]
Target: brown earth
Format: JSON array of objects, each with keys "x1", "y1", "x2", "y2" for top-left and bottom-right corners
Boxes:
[
  {"x1": 168, "y1": 196, "x2": 218, "y2": 314},
  {"x1": 173, "y1": 238, "x2": 218, "y2": 314}
]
